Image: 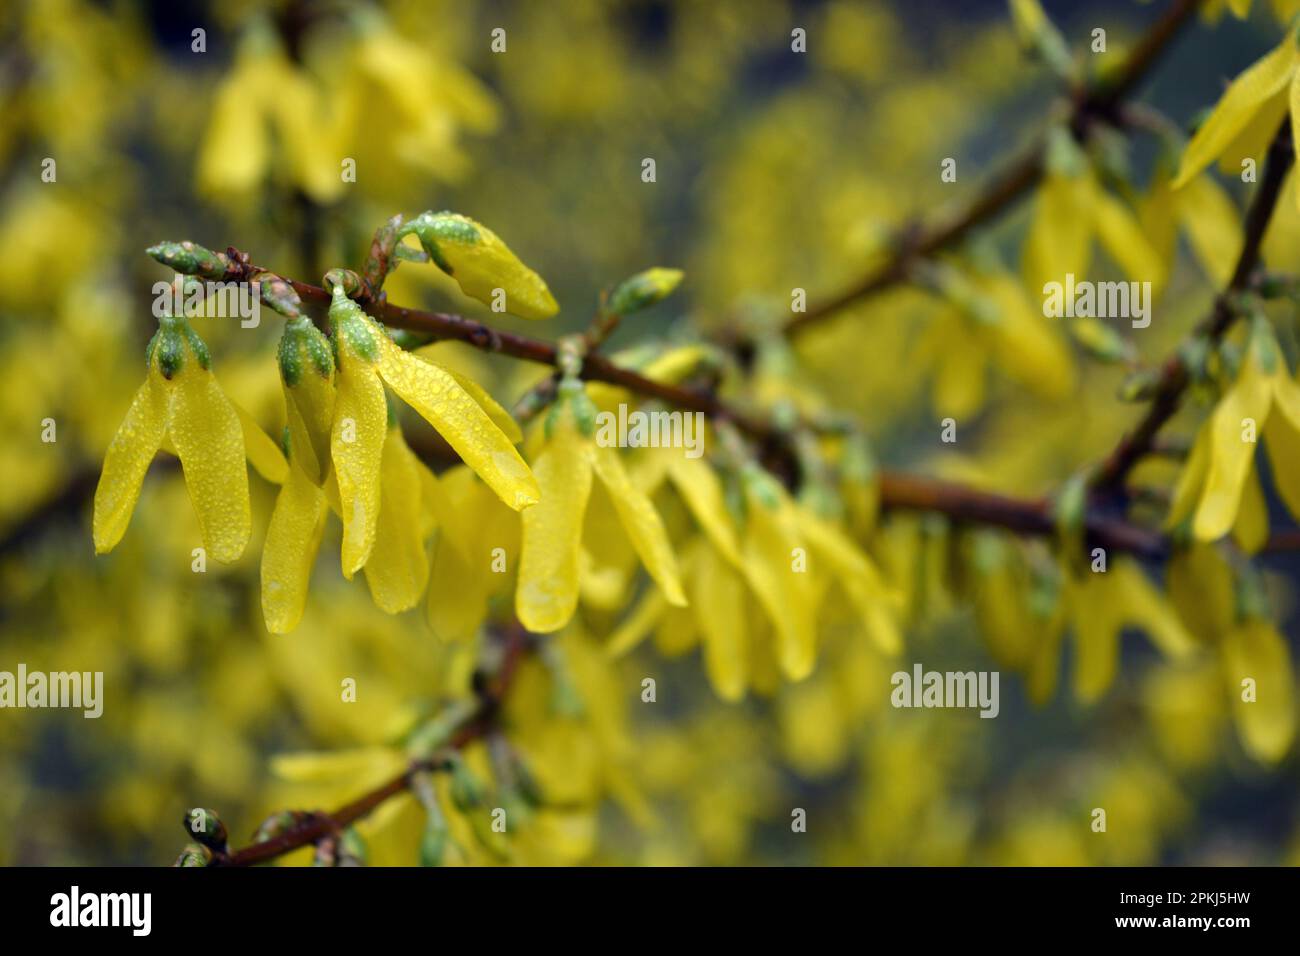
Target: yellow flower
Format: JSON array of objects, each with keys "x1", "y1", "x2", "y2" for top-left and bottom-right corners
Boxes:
[
  {"x1": 1172, "y1": 28, "x2": 1300, "y2": 205},
  {"x1": 916, "y1": 264, "x2": 1075, "y2": 418},
  {"x1": 605, "y1": 455, "x2": 899, "y2": 700},
  {"x1": 93, "y1": 313, "x2": 282, "y2": 563},
  {"x1": 1222, "y1": 615, "x2": 1297, "y2": 763},
  {"x1": 261, "y1": 314, "x2": 444, "y2": 632},
  {"x1": 400, "y1": 212, "x2": 559, "y2": 319},
  {"x1": 196, "y1": 22, "x2": 342, "y2": 203},
  {"x1": 1140, "y1": 160, "x2": 1244, "y2": 292},
  {"x1": 1023, "y1": 128, "x2": 1162, "y2": 299},
  {"x1": 328, "y1": 283, "x2": 538, "y2": 577},
  {"x1": 1167, "y1": 318, "x2": 1300, "y2": 548},
  {"x1": 516, "y1": 382, "x2": 686, "y2": 633},
  {"x1": 1063, "y1": 559, "x2": 1196, "y2": 704}
]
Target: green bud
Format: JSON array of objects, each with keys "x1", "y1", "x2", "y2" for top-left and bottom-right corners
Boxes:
[
  {"x1": 449, "y1": 760, "x2": 486, "y2": 812},
  {"x1": 338, "y1": 828, "x2": 367, "y2": 866},
  {"x1": 147, "y1": 315, "x2": 211, "y2": 379},
  {"x1": 328, "y1": 284, "x2": 379, "y2": 362},
  {"x1": 174, "y1": 843, "x2": 213, "y2": 867},
  {"x1": 607, "y1": 267, "x2": 685, "y2": 315},
  {"x1": 147, "y1": 241, "x2": 227, "y2": 280},
  {"x1": 278, "y1": 316, "x2": 334, "y2": 387},
  {"x1": 323, "y1": 268, "x2": 364, "y2": 298},
  {"x1": 182, "y1": 808, "x2": 229, "y2": 852},
  {"x1": 252, "y1": 271, "x2": 302, "y2": 319},
  {"x1": 419, "y1": 820, "x2": 449, "y2": 867},
  {"x1": 1044, "y1": 125, "x2": 1088, "y2": 179},
  {"x1": 547, "y1": 378, "x2": 598, "y2": 438},
  {"x1": 1118, "y1": 367, "x2": 1162, "y2": 402},
  {"x1": 1069, "y1": 316, "x2": 1135, "y2": 364},
  {"x1": 1052, "y1": 472, "x2": 1088, "y2": 561}
]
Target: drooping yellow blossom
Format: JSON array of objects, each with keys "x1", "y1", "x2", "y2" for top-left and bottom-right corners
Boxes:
[
  {"x1": 262, "y1": 317, "x2": 335, "y2": 633},
  {"x1": 262, "y1": 313, "x2": 444, "y2": 631},
  {"x1": 1140, "y1": 159, "x2": 1244, "y2": 291},
  {"x1": 605, "y1": 453, "x2": 899, "y2": 700},
  {"x1": 196, "y1": 22, "x2": 343, "y2": 203},
  {"x1": 261, "y1": 446, "x2": 329, "y2": 634},
  {"x1": 1222, "y1": 615, "x2": 1297, "y2": 762},
  {"x1": 94, "y1": 312, "x2": 282, "y2": 563},
  {"x1": 1063, "y1": 559, "x2": 1196, "y2": 704},
  {"x1": 1172, "y1": 27, "x2": 1300, "y2": 208},
  {"x1": 1167, "y1": 318, "x2": 1300, "y2": 549},
  {"x1": 1023, "y1": 128, "x2": 1162, "y2": 299},
  {"x1": 915, "y1": 263, "x2": 1075, "y2": 418},
  {"x1": 516, "y1": 382, "x2": 686, "y2": 633},
  {"x1": 334, "y1": 11, "x2": 500, "y2": 184},
  {"x1": 400, "y1": 211, "x2": 559, "y2": 319},
  {"x1": 328, "y1": 283, "x2": 538, "y2": 577}
]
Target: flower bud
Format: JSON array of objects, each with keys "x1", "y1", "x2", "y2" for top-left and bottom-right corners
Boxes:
[{"x1": 147, "y1": 241, "x2": 227, "y2": 280}]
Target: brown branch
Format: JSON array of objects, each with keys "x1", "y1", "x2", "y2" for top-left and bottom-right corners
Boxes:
[
  {"x1": 782, "y1": 0, "x2": 1203, "y2": 338},
  {"x1": 878, "y1": 472, "x2": 1167, "y2": 559},
  {"x1": 211, "y1": 626, "x2": 531, "y2": 867},
  {"x1": 1091, "y1": 120, "x2": 1294, "y2": 493}
]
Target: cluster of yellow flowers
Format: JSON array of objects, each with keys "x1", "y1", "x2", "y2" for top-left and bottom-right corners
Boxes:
[{"x1": 92, "y1": 211, "x2": 901, "y2": 716}]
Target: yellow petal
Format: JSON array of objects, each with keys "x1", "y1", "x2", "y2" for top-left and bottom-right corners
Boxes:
[
  {"x1": 442, "y1": 366, "x2": 523, "y2": 444},
  {"x1": 516, "y1": 417, "x2": 593, "y2": 632},
  {"x1": 169, "y1": 365, "x2": 251, "y2": 563},
  {"x1": 284, "y1": 367, "x2": 336, "y2": 486},
  {"x1": 196, "y1": 73, "x2": 266, "y2": 196},
  {"x1": 1110, "y1": 558, "x2": 1196, "y2": 659},
  {"x1": 590, "y1": 444, "x2": 687, "y2": 607},
  {"x1": 332, "y1": 345, "x2": 388, "y2": 577},
  {"x1": 376, "y1": 336, "x2": 538, "y2": 510},
  {"x1": 1166, "y1": 424, "x2": 1212, "y2": 529},
  {"x1": 799, "y1": 510, "x2": 901, "y2": 654},
  {"x1": 692, "y1": 543, "x2": 749, "y2": 701},
  {"x1": 1173, "y1": 38, "x2": 1296, "y2": 188},
  {"x1": 1231, "y1": 463, "x2": 1270, "y2": 554},
  {"x1": 1193, "y1": 354, "x2": 1272, "y2": 540},
  {"x1": 1264, "y1": 372, "x2": 1300, "y2": 521},
  {"x1": 1093, "y1": 189, "x2": 1164, "y2": 282},
  {"x1": 1223, "y1": 618, "x2": 1296, "y2": 762},
  {"x1": 1023, "y1": 171, "x2": 1094, "y2": 298},
  {"x1": 605, "y1": 587, "x2": 668, "y2": 658},
  {"x1": 363, "y1": 427, "x2": 431, "y2": 613},
  {"x1": 407, "y1": 212, "x2": 558, "y2": 319},
  {"x1": 1175, "y1": 174, "x2": 1244, "y2": 287},
  {"x1": 666, "y1": 455, "x2": 742, "y2": 567},
  {"x1": 1216, "y1": 84, "x2": 1289, "y2": 175},
  {"x1": 1069, "y1": 572, "x2": 1119, "y2": 703},
  {"x1": 1166, "y1": 542, "x2": 1236, "y2": 644},
  {"x1": 260, "y1": 460, "x2": 327, "y2": 634},
  {"x1": 234, "y1": 401, "x2": 289, "y2": 484},
  {"x1": 983, "y1": 271, "x2": 1076, "y2": 400},
  {"x1": 426, "y1": 530, "x2": 491, "y2": 642},
  {"x1": 93, "y1": 373, "x2": 169, "y2": 554},
  {"x1": 741, "y1": 485, "x2": 817, "y2": 681}
]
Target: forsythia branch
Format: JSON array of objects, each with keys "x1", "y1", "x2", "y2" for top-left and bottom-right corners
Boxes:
[
  {"x1": 210, "y1": 626, "x2": 532, "y2": 867},
  {"x1": 1091, "y1": 120, "x2": 1295, "y2": 492},
  {"x1": 780, "y1": 0, "x2": 1203, "y2": 339}
]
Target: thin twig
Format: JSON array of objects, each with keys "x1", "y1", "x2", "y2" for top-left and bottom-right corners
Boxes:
[
  {"x1": 212, "y1": 626, "x2": 530, "y2": 867},
  {"x1": 782, "y1": 0, "x2": 1203, "y2": 338}
]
